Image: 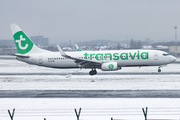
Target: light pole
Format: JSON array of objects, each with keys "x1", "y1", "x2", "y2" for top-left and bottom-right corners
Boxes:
[
  {"x1": 126, "y1": 36, "x2": 128, "y2": 48},
  {"x1": 174, "y1": 26, "x2": 177, "y2": 57}
]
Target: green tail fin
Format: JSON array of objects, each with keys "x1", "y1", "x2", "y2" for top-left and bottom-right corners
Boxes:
[{"x1": 10, "y1": 24, "x2": 34, "y2": 54}]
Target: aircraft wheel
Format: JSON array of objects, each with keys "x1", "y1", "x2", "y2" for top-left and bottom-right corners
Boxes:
[
  {"x1": 89, "y1": 70, "x2": 94, "y2": 75},
  {"x1": 158, "y1": 69, "x2": 161, "y2": 73},
  {"x1": 89, "y1": 70, "x2": 97, "y2": 75},
  {"x1": 93, "y1": 70, "x2": 97, "y2": 75}
]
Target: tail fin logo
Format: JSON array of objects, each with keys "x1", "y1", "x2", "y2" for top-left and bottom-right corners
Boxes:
[
  {"x1": 13, "y1": 31, "x2": 33, "y2": 54},
  {"x1": 16, "y1": 35, "x2": 28, "y2": 50}
]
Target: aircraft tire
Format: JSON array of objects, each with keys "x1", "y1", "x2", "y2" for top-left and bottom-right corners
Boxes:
[
  {"x1": 158, "y1": 69, "x2": 161, "y2": 73},
  {"x1": 89, "y1": 70, "x2": 97, "y2": 75},
  {"x1": 89, "y1": 71, "x2": 94, "y2": 75},
  {"x1": 93, "y1": 70, "x2": 97, "y2": 75}
]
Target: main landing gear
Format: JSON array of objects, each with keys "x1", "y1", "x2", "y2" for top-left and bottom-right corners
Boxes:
[
  {"x1": 158, "y1": 67, "x2": 161, "y2": 73},
  {"x1": 89, "y1": 68, "x2": 97, "y2": 75}
]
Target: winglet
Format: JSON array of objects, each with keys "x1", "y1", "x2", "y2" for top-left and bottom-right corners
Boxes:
[{"x1": 57, "y1": 45, "x2": 67, "y2": 57}]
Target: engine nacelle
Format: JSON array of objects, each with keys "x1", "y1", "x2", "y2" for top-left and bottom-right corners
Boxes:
[{"x1": 101, "y1": 62, "x2": 118, "y2": 71}]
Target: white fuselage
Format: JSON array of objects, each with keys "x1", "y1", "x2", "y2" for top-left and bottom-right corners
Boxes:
[{"x1": 16, "y1": 49, "x2": 176, "y2": 69}]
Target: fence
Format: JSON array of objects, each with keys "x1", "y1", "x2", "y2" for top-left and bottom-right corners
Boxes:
[{"x1": 1, "y1": 107, "x2": 180, "y2": 120}]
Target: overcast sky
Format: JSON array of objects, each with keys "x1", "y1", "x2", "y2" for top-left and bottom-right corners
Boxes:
[{"x1": 0, "y1": 0, "x2": 180, "y2": 43}]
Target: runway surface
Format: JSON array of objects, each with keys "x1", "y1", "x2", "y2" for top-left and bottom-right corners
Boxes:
[
  {"x1": 0, "y1": 72, "x2": 180, "y2": 75},
  {"x1": 1, "y1": 90, "x2": 180, "y2": 98}
]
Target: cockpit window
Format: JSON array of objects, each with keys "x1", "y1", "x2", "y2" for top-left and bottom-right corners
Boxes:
[{"x1": 163, "y1": 53, "x2": 169, "y2": 56}]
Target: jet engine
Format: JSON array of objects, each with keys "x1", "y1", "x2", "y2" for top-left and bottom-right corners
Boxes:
[{"x1": 101, "y1": 62, "x2": 118, "y2": 71}]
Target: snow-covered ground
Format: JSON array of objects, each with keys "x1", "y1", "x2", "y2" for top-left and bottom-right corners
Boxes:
[
  {"x1": 0, "y1": 59, "x2": 180, "y2": 90},
  {"x1": 1, "y1": 98, "x2": 180, "y2": 120},
  {"x1": 0, "y1": 58, "x2": 180, "y2": 120}
]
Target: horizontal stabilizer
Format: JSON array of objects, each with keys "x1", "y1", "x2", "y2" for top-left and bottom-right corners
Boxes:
[{"x1": 14, "y1": 53, "x2": 29, "y2": 58}]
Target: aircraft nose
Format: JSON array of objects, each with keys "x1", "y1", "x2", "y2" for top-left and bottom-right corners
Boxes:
[{"x1": 169, "y1": 56, "x2": 176, "y2": 63}]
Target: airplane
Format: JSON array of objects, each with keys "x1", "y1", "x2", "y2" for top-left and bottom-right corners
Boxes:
[
  {"x1": 10, "y1": 24, "x2": 176, "y2": 75},
  {"x1": 75, "y1": 44, "x2": 101, "y2": 51},
  {"x1": 97, "y1": 45, "x2": 102, "y2": 51}
]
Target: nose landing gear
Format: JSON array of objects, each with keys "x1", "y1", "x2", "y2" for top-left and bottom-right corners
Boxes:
[
  {"x1": 158, "y1": 66, "x2": 161, "y2": 73},
  {"x1": 89, "y1": 68, "x2": 97, "y2": 75}
]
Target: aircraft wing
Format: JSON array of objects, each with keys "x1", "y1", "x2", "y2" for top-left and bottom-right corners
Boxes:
[{"x1": 57, "y1": 45, "x2": 102, "y2": 68}]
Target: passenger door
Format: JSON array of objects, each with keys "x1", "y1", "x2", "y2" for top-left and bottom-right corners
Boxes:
[
  {"x1": 154, "y1": 52, "x2": 158, "y2": 60},
  {"x1": 39, "y1": 56, "x2": 43, "y2": 64}
]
